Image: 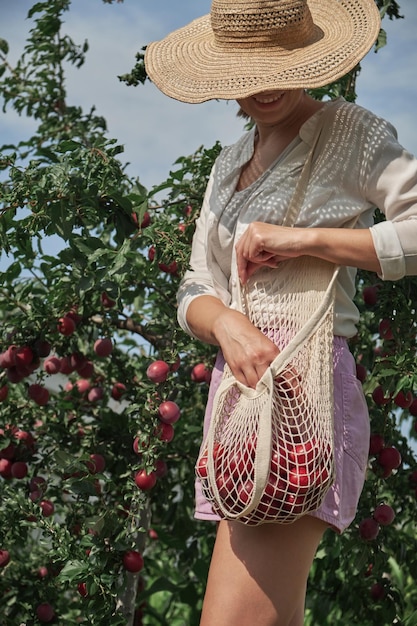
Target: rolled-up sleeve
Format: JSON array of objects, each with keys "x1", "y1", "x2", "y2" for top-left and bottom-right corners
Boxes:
[
  {"x1": 364, "y1": 124, "x2": 417, "y2": 280},
  {"x1": 177, "y1": 170, "x2": 230, "y2": 338}
]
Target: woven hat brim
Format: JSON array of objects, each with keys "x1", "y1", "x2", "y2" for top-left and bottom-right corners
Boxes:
[{"x1": 145, "y1": 0, "x2": 381, "y2": 103}]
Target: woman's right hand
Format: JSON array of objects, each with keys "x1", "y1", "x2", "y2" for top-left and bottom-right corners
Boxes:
[{"x1": 212, "y1": 308, "x2": 280, "y2": 388}]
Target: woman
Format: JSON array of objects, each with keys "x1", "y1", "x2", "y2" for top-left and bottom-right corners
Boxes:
[{"x1": 145, "y1": 1, "x2": 417, "y2": 624}]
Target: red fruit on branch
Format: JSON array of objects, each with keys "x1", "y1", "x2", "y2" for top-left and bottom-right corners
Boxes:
[
  {"x1": 28, "y1": 384, "x2": 49, "y2": 406},
  {"x1": 156, "y1": 421, "x2": 174, "y2": 443},
  {"x1": 355, "y1": 363, "x2": 367, "y2": 383},
  {"x1": 370, "y1": 582, "x2": 386, "y2": 601},
  {"x1": 362, "y1": 284, "x2": 380, "y2": 307},
  {"x1": 0, "y1": 385, "x2": 8, "y2": 401},
  {"x1": 77, "y1": 582, "x2": 88, "y2": 597},
  {"x1": 154, "y1": 459, "x2": 168, "y2": 478},
  {"x1": 43, "y1": 356, "x2": 61, "y2": 375},
  {"x1": 135, "y1": 469, "x2": 157, "y2": 491},
  {"x1": 36, "y1": 602, "x2": 56, "y2": 623},
  {"x1": 378, "y1": 446, "x2": 402, "y2": 471},
  {"x1": 378, "y1": 318, "x2": 394, "y2": 341},
  {"x1": 123, "y1": 550, "x2": 144, "y2": 573},
  {"x1": 87, "y1": 386, "x2": 104, "y2": 403},
  {"x1": 146, "y1": 360, "x2": 170, "y2": 384},
  {"x1": 0, "y1": 549, "x2": 10, "y2": 567},
  {"x1": 40, "y1": 500, "x2": 55, "y2": 518},
  {"x1": 57, "y1": 314, "x2": 76, "y2": 336},
  {"x1": 11, "y1": 461, "x2": 28, "y2": 479},
  {"x1": 101, "y1": 291, "x2": 116, "y2": 308},
  {"x1": 93, "y1": 337, "x2": 113, "y2": 357},
  {"x1": 86, "y1": 453, "x2": 106, "y2": 474},
  {"x1": 191, "y1": 363, "x2": 211, "y2": 383},
  {"x1": 393, "y1": 389, "x2": 413, "y2": 409},
  {"x1": 0, "y1": 458, "x2": 13, "y2": 478},
  {"x1": 409, "y1": 397, "x2": 417, "y2": 417},
  {"x1": 373, "y1": 503, "x2": 395, "y2": 526},
  {"x1": 359, "y1": 517, "x2": 380, "y2": 540},
  {"x1": 158, "y1": 400, "x2": 180, "y2": 424},
  {"x1": 372, "y1": 385, "x2": 391, "y2": 406},
  {"x1": 369, "y1": 433, "x2": 385, "y2": 456},
  {"x1": 111, "y1": 382, "x2": 126, "y2": 401}
]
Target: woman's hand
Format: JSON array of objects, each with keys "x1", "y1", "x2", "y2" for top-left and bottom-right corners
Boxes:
[
  {"x1": 235, "y1": 222, "x2": 302, "y2": 284},
  {"x1": 212, "y1": 307, "x2": 279, "y2": 389}
]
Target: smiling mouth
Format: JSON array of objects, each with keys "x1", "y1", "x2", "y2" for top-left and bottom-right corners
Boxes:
[{"x1": 253, "y1": 93, "x2": 284, "y2": 104}]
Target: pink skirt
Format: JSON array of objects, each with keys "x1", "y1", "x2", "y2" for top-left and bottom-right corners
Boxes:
[{"x1": 194, "y1": 336, "x2": 370, "y2": 533}]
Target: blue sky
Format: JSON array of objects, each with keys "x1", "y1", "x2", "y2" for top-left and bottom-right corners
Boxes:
[{"x1": 1, "y1": 0, "x2": 417, "y2": 191}]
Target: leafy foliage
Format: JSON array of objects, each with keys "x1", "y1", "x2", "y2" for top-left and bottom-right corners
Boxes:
[{"x1": 0, "y1": 1, "x2": 416, "y2": 625}]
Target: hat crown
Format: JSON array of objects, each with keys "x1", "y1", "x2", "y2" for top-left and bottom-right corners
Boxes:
[{"x1": 210, "y1": 0, "x2": 317, "y2": 48}]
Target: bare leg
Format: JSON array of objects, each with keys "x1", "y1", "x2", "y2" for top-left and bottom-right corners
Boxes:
[{"x1": 200, "y1": 515, "x2": 328, "y2": 626}]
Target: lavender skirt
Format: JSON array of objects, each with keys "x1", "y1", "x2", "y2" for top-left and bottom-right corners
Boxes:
[{"x1": 194, "y1": 337, "x2": 369, "y2": 533}]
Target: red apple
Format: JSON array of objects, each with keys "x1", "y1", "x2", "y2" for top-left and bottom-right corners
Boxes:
[
  {"x1": 86, "y1": 453, "x2": 106, "y2": 474},
  {"x1": 123, "y1": 550, "x2": 144, "y2": 573},
  {"x1": 93, "y1": 337, "x2": 113, "y2": 357},
  {"x1": 0, "y1": 549, "x2": 10, "y2": 567},
  {"x1": 373, "y1": 503, "x2": 395, "y2": 526},
  {"x1": 362, "y1": 284, "x2": 380, "y2": 307},
  {"x1": 372, "y1": 385, "x2": 391, "y2": 406},
  {"x1": 0, "y1": 458, "x2": 13, "y2": 478},
  {"x1": 158, "y1": 400, "x2": 180, "y2": 424},
  {"x1": 146, "y1": 360, "x2": 170, "y2": 384},
  {"x1": 158, "y1": 260, "x2": 177, "y2": 274},
  {"x1": 28, "y1": 383, "x2": 49, "y2": 406},
  {"x1": 196, "y1": 450, "x2": 209, "y2": 479},
  {"x1": 359, "y1": 517, "x2": 380, "y2": 540},
  {"x1": 355, "y1": 363, "x2": 367, "y2": 383},
  {"x1": 101, "y1": 291, "x2": 116, "y2": 308},
  {"x1": 156, "y1": 422, "x2": 174, "y2": 443},
  {"x1": 77, "y1": 582, "x2": 88, "y2": 597},
  {"x1": 40, "y1": 500, "x2": 55, "y2": 517},
  {"x1": 394, "y1": 389, "x2": 413, "y2": 409},
  {"x1": 11, "y1": 461, "x2": 28, "y2": 479},
  {"x1": 378, "y1": 318, "x2": 394, "y2": 341},
  {"x1": 87, "y1": 387, "x2": 104, "y2": 403},
  {"x1": 370, "y1": 582, "x2": 386, "y2": 601},
  {"x1": 36, "y1": 602, "x2": 56, "y2": 623},
  {"x1": 378, "y1": 446, "x2": 402, "y2": 471},
  {"x1": 135, "y1": 469, "x2": 157, "y2": 491},
  {"x1": 191, "y1": 363, "x2": 211, "y2": 383},
  {"x1": 34, "y1": 339, "x2": 51, "y2": 358},
  {"x1": 57, "y1": 314, "x2": 76, "y2": 336},
  {"x1": 75, "y1": 378, "x2": 91, "y2": 394},
  {"x1": 43, "y1": 356, "x2": 61, "y2": 375},
  {"x1": 369, "y1": 433, "x2": 385, "y2": 456},
  {"x1": 111, "y1": 382, "x2": 126, "y2": 401},
  {"x1": 0, "y1": 385, "x2": 8, "y2": 401},
  {"x1": 154, "y1": 459, "x2": 168, "y2": 478}
]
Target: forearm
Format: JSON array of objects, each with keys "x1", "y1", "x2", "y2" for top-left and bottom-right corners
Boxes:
[
  {"x1": 303, "y1": 227, "x2": 382, "y2": 274},
  {"x1": 186, "y1": 295, "x2": 235, "y2": 346}
]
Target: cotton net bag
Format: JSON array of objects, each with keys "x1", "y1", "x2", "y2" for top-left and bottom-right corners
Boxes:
[
  {"x1": 196, "y1": 257, "x2": 338, "y2": 525},
  {"x1": 195, "y1": 126, "x2": 340, "y2": 525}
]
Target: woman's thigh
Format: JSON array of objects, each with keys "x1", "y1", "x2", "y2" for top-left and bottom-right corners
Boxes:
[{"x1": 200, "y1": 515, "x2": 328, "y2": 626}]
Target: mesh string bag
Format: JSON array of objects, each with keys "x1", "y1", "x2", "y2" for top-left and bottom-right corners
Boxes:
[{"x1": 196, "y1": 257, "x2": 339, "y2": 525}]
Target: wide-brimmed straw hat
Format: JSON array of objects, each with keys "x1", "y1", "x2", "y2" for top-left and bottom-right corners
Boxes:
[{"x1": 145, "y1": 0, "x2": 381, "y2": 103}]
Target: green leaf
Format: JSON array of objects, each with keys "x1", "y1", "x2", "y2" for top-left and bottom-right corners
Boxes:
[
  {"x1": 0, "y1": 38, "x2": 9, "y2": 55},
  {"x1": 58, "y1": 560, "x2": 88, "y2": 582}
]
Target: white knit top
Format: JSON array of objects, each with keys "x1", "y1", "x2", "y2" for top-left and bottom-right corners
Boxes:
[{"x1": 177, "y1": 98, "x2": 417, "y2": 338}]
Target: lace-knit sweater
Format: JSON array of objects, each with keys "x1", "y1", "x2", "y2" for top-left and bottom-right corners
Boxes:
[{"x1": 177, "y1": 98, "x2": 417, "y2": 338}]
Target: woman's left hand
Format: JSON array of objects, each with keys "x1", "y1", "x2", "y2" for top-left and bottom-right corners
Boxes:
[{"x1": 235, "y1": 222, "x2": 302, "y2": 284}]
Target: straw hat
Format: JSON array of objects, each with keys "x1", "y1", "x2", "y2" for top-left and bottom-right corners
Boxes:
[{"x1": 145, "y1": 0, "x2": 381, "y2": 103}]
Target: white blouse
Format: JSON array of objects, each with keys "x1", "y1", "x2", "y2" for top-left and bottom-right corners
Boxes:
[{"x1": 177, "y1": 98, "x2": 417, "y2": 339}]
